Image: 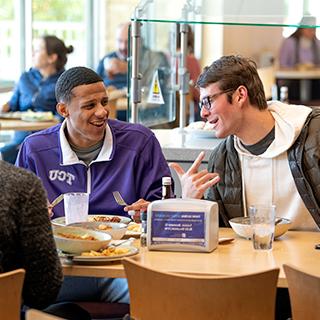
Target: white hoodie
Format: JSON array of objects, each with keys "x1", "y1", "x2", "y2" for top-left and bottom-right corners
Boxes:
[{"x1": 234, "y1": 101, "x2": 319, "y2": 231}]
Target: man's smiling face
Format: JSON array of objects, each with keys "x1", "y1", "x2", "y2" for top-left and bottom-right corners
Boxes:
[
  {"x1": 64, "y1": 82, "x2": 109, "y2": 148},
  {"x1": 200, "y1": 83, "x2": 241, "y2": 138}
]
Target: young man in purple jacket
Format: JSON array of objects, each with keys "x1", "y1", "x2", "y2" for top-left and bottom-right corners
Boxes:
[
  {"x1": 16, "y1": 66, "x2": 171, "y2": 219},
  {"x1": 15, "y1": 66, "x2": 171, "y2": 306}
]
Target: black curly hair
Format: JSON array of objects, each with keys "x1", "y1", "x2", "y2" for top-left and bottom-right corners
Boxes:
[{"x1": 55, "y1": 66, "x2": 103, "y2": 103}]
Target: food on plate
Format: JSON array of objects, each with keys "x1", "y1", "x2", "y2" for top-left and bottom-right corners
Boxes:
[
  {"x1": 127, "y1": 222, "x2": 142, "y2": 233},
  {"x1": 57, "y1": 232, "x2": 97, "y2": 241},
  {"x1": 187, "y1": 121, "x2": 205, "y2": 130},
  {"x1": 81, "y1": 246, "x2": 130, "y2": 257},
  {"x1": 88, "y1": 215, "x2": 121, "y2": 223},
  {"x1": 187, "y1": 121, "x2": 215, "y2": 131},
  {"x1": 203, "y1": 121, "x2": 215, "y2": 131},
  {"x1": 97, "y1": 224, "x2": 112, "y2": 230},
  {"x1": 21, "y1": 110, "x2": 54, "y2": 122}
]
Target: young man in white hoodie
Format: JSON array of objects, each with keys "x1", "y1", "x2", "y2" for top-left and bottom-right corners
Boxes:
[
  {"x1": 170, "y1": 55, "x2": 320, "y2": 231},
  {"x1": 169, "y1": 55, "x2": 320, "y2": 319}
]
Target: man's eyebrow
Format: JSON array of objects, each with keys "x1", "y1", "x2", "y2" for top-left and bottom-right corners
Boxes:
[
  {"x1": 80, "y1": 96, "x2": 108, "y2": 105},
  {"x1": 80, "y1": 98, "x2": 97, "y2": 105}
]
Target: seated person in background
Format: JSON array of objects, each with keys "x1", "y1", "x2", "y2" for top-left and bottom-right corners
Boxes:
[
  {"x1": 97, "y1": 22, "x2": 129, "y2": 90},
  {"x1": 0, "y1": 35, "x2": 73, "y2": 164},
  {"x1": 279, "y1": 15, "x2": 320, "y2": 101},
  {"x1": 0, "y1": 160, "x2": 90, "y2": 320},
  {"x1": 97, "y1": 22, "x2": 170, "y2": 123},
  {"x1": 16, "y1": 66, "x2": 172, "y2": 305},
  {"x1": 97, "y1": 22, "x2": 129, "y2": 121}
]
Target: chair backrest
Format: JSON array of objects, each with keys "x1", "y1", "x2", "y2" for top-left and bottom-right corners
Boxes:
[
  {"x1": 26, "y1": 309, "x2": 65, "y2": 320},
  {"x1": 283, "y1": 264, "x2": 320, "y2": 320},
  {"x1": 122, "y1": 258, "x2": 279, "y2": 320},
  {"x1": 0, "y1": 268, "x2": 25, "y2": 320}
]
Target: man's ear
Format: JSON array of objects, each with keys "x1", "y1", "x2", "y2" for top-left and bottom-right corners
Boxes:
[
  {"x1": 56, "y1": 102, "x2": 69, "y2": 118},
  {"x1": 236, "y1": 85, "x2": 248, "y2": 106}
]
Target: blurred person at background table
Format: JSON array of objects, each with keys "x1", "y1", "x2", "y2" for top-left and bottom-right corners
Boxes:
[
  {"x1": 0, "y1": 160, "x2": 91, "y2": 320},
  {"x1": 170, "y1": 55, "x2": 320, "y2": 320},
  {"x1": 15, "y1": 66, "x2": 171, "y2": 307},
  {"x1": 97, "y1": 22, "x2": 129, "y2": 121},
  {"x1": 0, "y1": 35, "x2": 73, "y2": 164},
  {"x1": 97, "y1": 22, "x2": 129, "y2": 90},
  {"x1": 279, "y1": 15, "x2": 320, "y2": 101},
  {"x1": 96, "y1": 22, "x2": 170, "y2": 122}
]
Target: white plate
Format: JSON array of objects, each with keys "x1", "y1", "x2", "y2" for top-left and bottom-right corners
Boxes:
[
  {"x1": 21, "y1": 111, "x2": 54, "y2": 122},
  {"x1": 52, "y1": 215, "x2": 131, "y2": 227},
  {"x1": 0, "y1": 112, "x2": 22, "y2": 119},
  {"x1": 184, "y1": 128, "x2": 216, "y2": 138},
  {"x1": 59, "y1": 246, "x2": 139, "y2": 263}
]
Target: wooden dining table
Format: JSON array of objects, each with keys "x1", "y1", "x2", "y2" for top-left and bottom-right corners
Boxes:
[
  {"x1": 0, "y1": 118, "x2": 59, "y2": 131},
  {"x1": 62, "y1": 228, "x2": 320, "y2": 288}
]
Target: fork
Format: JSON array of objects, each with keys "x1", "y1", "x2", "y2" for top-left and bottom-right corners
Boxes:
[
  {"x1": 50, "y1": 194, "x2": 64, "y2": 208},
  {"x1": 112, "y1": 191, "x2": 135, "y2": 217},
  {"x1": 112, "y1": 191, "x2": 128, "y2": 206}
]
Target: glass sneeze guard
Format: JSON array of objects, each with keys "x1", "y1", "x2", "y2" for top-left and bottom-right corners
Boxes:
[{"x1": 128, "y1": 0, "x2": 320, "y2": 128}]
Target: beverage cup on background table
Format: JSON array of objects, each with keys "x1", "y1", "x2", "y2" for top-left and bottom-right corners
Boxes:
[
  {"x1": 249, "y1": 204, "x2": 276, "y2": 250},
  {"x1": 64, "y1": 192, "x2": 89, "y2": 225},
  {"x1": 104, "y1": 57, "x2": 114, "y2": 79}
]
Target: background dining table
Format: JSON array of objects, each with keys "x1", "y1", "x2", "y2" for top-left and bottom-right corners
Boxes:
[
  {"x1": 62, "y1": 228, "x2": 320, "y2": 288},
  {"x1": 275, "y1": 68, "x2": 320, "y2": 103},
  {"x1": 0, "y1": 117, "x2": 59, "y2": 131}
]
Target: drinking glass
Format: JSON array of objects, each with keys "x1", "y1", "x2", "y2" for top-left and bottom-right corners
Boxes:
[
  {"x1": 249, "y1": 205, "x2": 276, "y2": 250},
  {"x1": 64, "y1": 192, "x2": 89, "y2": 225}
]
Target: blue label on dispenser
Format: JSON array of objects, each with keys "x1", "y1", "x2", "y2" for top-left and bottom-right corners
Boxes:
[{"x1": 150, "y1": 211, "x2": 205, "y2": 246}]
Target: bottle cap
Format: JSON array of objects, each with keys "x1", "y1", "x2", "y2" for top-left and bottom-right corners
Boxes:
[{"x1": 162, "y1": 176, "x2": 171, "y2": 185}]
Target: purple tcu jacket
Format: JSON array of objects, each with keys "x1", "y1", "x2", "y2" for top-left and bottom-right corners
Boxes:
[{"x1": 16, "y1": 119, "x2": 171, "y2": 218}]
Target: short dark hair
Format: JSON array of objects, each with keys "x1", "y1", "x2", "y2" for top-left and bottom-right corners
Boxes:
[
  {"x1": 197, "y1": 55, "x2": 268, "y2": 110},
  {"x1": 55, "y1": 66, "x2": 103, "y2": 103}
]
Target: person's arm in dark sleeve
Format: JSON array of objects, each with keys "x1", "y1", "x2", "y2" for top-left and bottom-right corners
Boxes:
[{"x1": 19, "y1": 175, "x2": 63, "y2": 309}]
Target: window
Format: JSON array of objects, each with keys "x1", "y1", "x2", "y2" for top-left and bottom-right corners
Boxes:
[
  {"x1": 0, "y1": 0, "x2": 17, "y2": 87},
  {"x1": 31, "y1": 0, "x2": 87, "y2": 69}
]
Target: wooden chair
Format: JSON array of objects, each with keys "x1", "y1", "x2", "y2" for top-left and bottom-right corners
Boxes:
[
  {"x1": 0, "y1": 268, "x2": 25, "y2": 320},
  {"x1": 106, "y1": 87, "x2": 127, "y2": 120},
  {"x1": 75, "y1": 301, "x2": 129, "y2": 319},
  {"x1": 123, "y1": 258, "x2": 279, "y2": 320},
  {"x1": 283, "y1": 264, "x2": 320, "y2": 320},
  {"x1": 26, "y1": 309, "x2": 65, "y2": 319}
]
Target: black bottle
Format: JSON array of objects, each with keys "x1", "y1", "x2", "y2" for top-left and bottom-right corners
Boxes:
[
  {"x1": 140, "y1": 211, "x2": 147, "y2": 247},
  {"x1": 162, "y1": 176, "x2": 172, "y2": 199}
]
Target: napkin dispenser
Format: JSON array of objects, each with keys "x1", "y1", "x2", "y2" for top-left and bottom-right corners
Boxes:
[{"x1": 147, "y1": 199, "x2": 219, "y2": 252}]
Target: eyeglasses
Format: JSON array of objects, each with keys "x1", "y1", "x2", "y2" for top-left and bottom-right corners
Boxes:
[{"x1": 199, "y1": 89, "x2": 233, "y2": 111}]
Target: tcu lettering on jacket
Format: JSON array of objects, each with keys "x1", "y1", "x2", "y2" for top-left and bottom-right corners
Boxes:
[{"x1": 49, "y1": 170, "x2": 75, "y2": 186}]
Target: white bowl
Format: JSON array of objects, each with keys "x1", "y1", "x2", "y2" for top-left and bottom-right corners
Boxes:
[
  {"x1": 229, "y1": 217, "x2": 291, "y2": 239},
  {"x1": 53, "y1": 226, "x2": 111, "y2": 254},
  {"x1": 51, "y1": 214, "x2": 131, "y2": 227},
  {"x1": 68, "y1": 222, "x2": 127, "y2": 240}
]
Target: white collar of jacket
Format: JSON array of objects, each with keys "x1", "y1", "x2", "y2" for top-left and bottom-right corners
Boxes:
[
  {"x1": 59, "y1": 120, "x2": 113, "y2": 165},
  {"x1": 234, "y1": 101, "x2": 312, "y2": 158}
]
